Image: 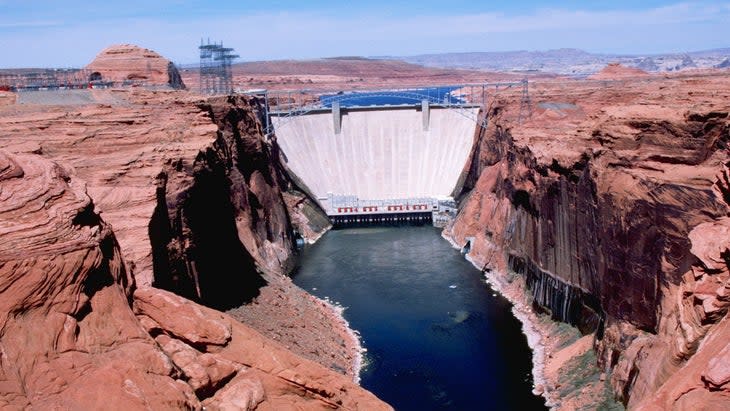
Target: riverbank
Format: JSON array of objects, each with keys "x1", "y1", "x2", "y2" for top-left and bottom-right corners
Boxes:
[
  {"x1": 227, "y1": 269, "x2": 363, "y2": 380},
  {"x1": 442, "y1": 232, "x2": 621, "y2": 410},
  {"x1": 318, "y1": 295, "x2": 365, "y2": 383}
]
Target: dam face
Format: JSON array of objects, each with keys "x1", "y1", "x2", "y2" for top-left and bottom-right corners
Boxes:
[{"x1": 273, "y1": 105, "x2": 479, "y2": 220}]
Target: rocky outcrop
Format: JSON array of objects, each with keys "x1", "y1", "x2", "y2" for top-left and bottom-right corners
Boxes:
[
  {"x1": 0, "y1": 150, "x2": 198, "y2": 409},
  {"x1": 133, "y1": 287, "x2": 390, "y2": 410},
  {"x1": 86, "y1": 44, "x2": 185, "y2": 89},
  {"x1": 0, "y1": 146, "x2": 388, "y2": 409},
  {"x1": 446, "y1": 73, "x2": 730, "y2": 409},
  {"x1": 1, "y1": 89, "x2": 221, "y2": 288},
  {"x1": 0, "y1": 87, "x2": 336, "y2": 359},
  {"x1": 589, "y1": 63, "x2": 649, "y2": 80},
  {"x1": 0, "y1": 76, "x2": 386, "y2": 407},
  {"x1": 144, "y1": 95, "x2": 356, "y2": 376},
  {"x1": 148, "y1": 95, "x2": 294, "y2": 309}
]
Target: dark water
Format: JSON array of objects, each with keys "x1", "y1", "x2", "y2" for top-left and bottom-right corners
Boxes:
[
  {"x1": 320, "y1": 86, "x2": 462, "y2": 107},
  {"x1": 292, "y1": 227, "x2": 547, "y2": 411}
]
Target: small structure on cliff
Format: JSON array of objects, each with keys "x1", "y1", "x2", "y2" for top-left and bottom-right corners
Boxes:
[{"x1": 86, "y1": 44, "x2": 185, "y2": 89}]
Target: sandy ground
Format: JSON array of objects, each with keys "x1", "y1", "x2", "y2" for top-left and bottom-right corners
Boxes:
[{"x1": 227, "y1": 270, "x2": 363, "y2": 381}]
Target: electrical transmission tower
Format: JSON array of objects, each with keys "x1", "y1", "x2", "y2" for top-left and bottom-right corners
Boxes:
[
  {"x1": 518, "y1": 79, "x2": 532, "y2": 123},
  {"x1": 199, "y1": 39, "x2": 239, "y2": 94}
]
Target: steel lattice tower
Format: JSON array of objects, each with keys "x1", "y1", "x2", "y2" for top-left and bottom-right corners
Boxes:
[{"x1": 199, "y1": 39, "x2": 239, "y2": 94}]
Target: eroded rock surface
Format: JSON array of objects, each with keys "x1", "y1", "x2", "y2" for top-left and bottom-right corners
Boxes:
[
  {"x1": 0, "y1": 65, "x2": 386, "y2": 409},
  {"x1": 0, "y1": 149, "x2": 390, "y2": 410},
  {"x1": 86, "y1": 44, "x2": 185, "y2": 89},
  {"x1": 0, "y1": 150, "x2": 197, "y2": 410},
  {"x1": 446, "y1": 72, "x2": 730, "y2": 409},
  {"x1": 588, "y1": 63, "x2": 650, "y2": 80}
]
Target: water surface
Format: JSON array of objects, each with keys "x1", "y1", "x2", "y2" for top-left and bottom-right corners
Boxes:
[
  {"x1": 320, "y1": 86, "x2": 462, "y2": 107},
  {"x1": 292, "y1": 226, "x2": 547, "y2": 410}
]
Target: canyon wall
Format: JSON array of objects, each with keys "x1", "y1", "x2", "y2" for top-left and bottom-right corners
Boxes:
[
  {"x1": 446, "y1": 75, "x2": 730, "y2": 409},
  {"x1": 0, "y1": 150, "x2": 387, "y2": 410},
  {"x1": 149, "y1": 95, "x2": 299, "y2": 309},
  {"x1": 0, "y1": 86, "x2": 387, "y2": 409}
]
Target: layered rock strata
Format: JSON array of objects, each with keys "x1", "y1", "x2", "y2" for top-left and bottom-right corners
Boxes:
[
  {"x1": 0, "y1": 150, "x2": 198, "y2": 409},
  {"x1": 446, "y1": 72, "x2": 730, "y2": 409},
  {"x1": 0, "y1": 88, "x2": 385, "y2": 409},
  {"x1": 86, "y1": 44, "x2": 185, "y2": 89},
  {"x1": 147, "y1": 95, "x2": 351, "y2": 374}
]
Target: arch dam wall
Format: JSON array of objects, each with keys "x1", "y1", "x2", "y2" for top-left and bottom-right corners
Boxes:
[{"x1": 273, "y1": 106, "x2": 480, "y2": 216}]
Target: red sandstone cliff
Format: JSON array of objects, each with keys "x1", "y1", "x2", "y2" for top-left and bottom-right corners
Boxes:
[
  {"x1": 86, "y1": 44, "x2": 185, "y2": 89},
  {"x1": 0, "y1": 150, "x2": 388, "y2": 409},
  {"x1": 0, "y1": 83, "x2": 385, "y2": 408},
  {"x1": 446, "y1": 73, "x2": 730, "y2": 409}
]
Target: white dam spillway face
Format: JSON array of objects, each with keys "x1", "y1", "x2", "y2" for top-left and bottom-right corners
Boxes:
[{"x1": 273, "y1": 106, "x2": 480, "y2": 216}]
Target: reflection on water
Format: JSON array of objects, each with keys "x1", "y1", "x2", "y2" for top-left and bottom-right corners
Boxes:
[{"x1": 292, "y1": 226, "x2": 546, "y2": 411}]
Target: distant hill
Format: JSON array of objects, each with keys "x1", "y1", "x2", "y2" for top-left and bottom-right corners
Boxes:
[
  {"x1": 716, "y1": 58, "x2": 730, "y2": 69},
  {"x1": 392, "y1": 47, "x2": 730, "y2": 76},
  {"x1": 588, "y1": 63, "x2": 649, "y2": 80}
]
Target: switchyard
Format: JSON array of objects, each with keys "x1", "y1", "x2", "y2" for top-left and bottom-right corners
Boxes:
[{"x1": 198, "y1": 39, "x2": 239, "y2": 94}]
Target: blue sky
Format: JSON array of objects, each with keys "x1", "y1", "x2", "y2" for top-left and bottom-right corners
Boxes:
[{"x1": 1, "y1": 1, "x2": 729, "y2": 67}]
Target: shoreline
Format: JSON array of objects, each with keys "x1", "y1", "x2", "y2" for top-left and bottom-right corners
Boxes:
[
  {"x1": 227, "y1": 270, "x2": 364, "y2": 382},
  {"x1": 441, "y1": 232, "x2": 556, "y2": 407},
  {"x1": 296, "y1": 226, "x2": 365, "y2": 382},
  {"x1": 316, "y1": 295, "x2": 365, "y2": 383}
]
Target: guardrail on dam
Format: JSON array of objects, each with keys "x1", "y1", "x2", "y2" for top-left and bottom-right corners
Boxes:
[{"x1": 255, "y1": 84, "x2": 529, "y2": 226}]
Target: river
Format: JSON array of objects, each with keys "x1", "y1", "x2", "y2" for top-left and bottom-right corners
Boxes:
[{"x1": 291, "y1": 226, "x2": 547, "y2": 410}]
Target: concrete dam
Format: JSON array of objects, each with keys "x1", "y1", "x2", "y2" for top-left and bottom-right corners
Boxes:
[{"x1": 271, "y1": 96, "x2": 482, "y2": 225}]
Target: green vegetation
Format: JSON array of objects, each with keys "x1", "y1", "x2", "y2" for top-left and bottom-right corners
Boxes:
[
  {"x1": 551, "y1": 320, "x2": 582, "y2": 351},
  {"x1": 558, "y1": 348, "x2": 625, "y2": 411},
  {"x1": 558, "y1": 349, "x2": 601, "y2": 398}
]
